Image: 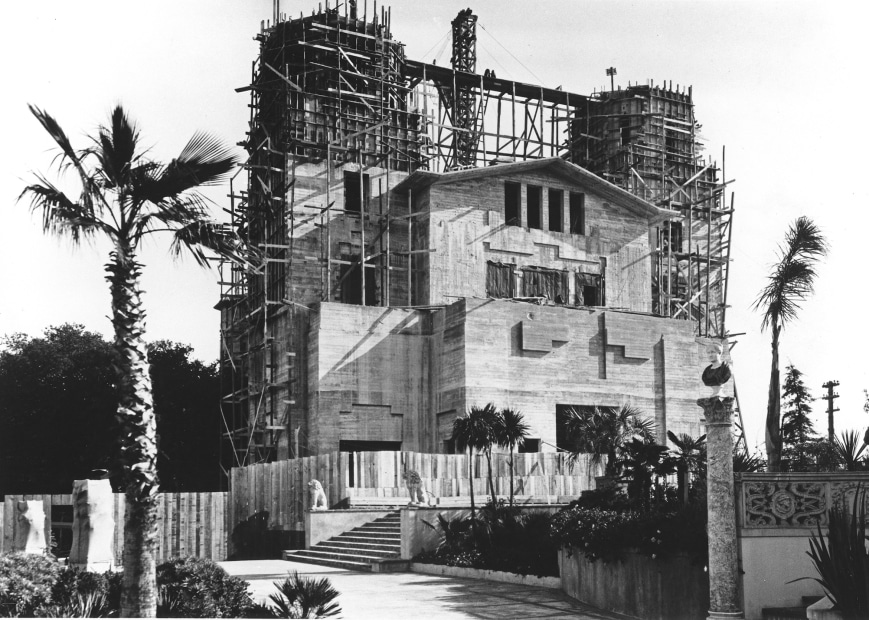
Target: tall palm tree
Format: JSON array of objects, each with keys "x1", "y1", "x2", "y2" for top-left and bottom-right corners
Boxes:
[
  {"x1": 561, "y1": 404, "x2": 654, "y2": 477},
  {"x1": 20, "y1": 105, "x2": 245, "y2": 617},
  {"x1": 452, "y1": 404, "x2": 499, "y2": 524},
  {"x1": 754, "y1": 217, "x2": 827, "y2": 472},
  {"x1": 494, "y1": 408, "x2": 530, "y2": 507}
]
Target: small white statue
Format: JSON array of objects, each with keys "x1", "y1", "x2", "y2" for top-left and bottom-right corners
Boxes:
[
  {"x1": 403, "y1": 470, "x2": 434, "y2": 506},
  {"x1": 70, "y1": 479, "x2": 115, "y2": 571},
  {"x1": 308, "y1": 479, "x2": 328, "y2": 511},
  {"x1": 14, "y1": 501, "x2": 47, "y2": 554}
]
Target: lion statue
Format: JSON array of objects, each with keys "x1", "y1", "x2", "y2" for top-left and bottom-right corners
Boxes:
[
  {"x1": 308, "y1": 479, "x2": 328, "y2": 511},
  {"x1": 402, "y1": 469, "x2": 435, "y2": 507}
]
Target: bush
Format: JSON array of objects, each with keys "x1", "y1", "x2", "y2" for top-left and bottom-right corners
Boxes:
[
  {"x1": 0, "y1": 553, "x2": 62, "y2": 617},
  {"x1": 42, "y1": 567, "x2": 117, "y2": 617},
  {"x1": 156, "y1": 557, "x2": 254, "y2": 618},
  {"x1": 549, "y1": 502, "x2": 707, "y2": 563}
]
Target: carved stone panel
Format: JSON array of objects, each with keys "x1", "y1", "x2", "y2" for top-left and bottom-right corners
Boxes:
[{"x1": 743, "y1": 481, "x2": 827, "y2": 527}]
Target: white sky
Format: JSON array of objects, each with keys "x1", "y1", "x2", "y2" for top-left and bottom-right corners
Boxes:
[{"x1": 1, "y1": 0, "x2": 867, "y2": 450}]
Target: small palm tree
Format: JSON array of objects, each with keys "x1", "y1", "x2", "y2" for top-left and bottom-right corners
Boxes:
[
  {"x1": 561, "y1": 404, "x2": 654, "y2": 477},
  {"x1": 269, "y1": 572, "x2": 341, "y2": 618},
  {"x1": 833, "y1": 430, "x2": 868, "y2": 471},
  {"x1": 20, "y1": 105, "x2": 245, "y2": 616},
  {"x1": 754, "y1": 216, "x2": 827, "y2": 471},
  {"x1": 452, "y1": 404, "x2": 499, "y2": 524},
  {"x1": 494, "y1": 408, "x2": 530, "y2": 507},
  {"x1": 667, "y1": 431, "x2": 706, "y2": 504}
]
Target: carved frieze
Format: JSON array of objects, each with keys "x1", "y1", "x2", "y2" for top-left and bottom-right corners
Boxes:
[{"x1": 743, "y1": 481, "x2": 827, "y2": 527}]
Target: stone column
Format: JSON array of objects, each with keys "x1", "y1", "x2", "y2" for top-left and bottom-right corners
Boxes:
[
  {"x1": 13, "y1": 501, "x2": 47, "y2": 554},
  {"x1": 698, "y1": 396, "x2": 743, "y2": 619},
  {"x1": 70, "y1": 479, "x2": 115, "y2": 572}
]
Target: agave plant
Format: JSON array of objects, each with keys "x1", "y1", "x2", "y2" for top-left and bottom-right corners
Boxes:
[
  {"x1": 833, "y1": 430, "x2": 868, "y2": 471},
  {"x1": 268, "y1": 572, "x2": 341, "y2": 619},
  {"x1": 801, "y1": 487, "x2": 869, "y2": 618}
]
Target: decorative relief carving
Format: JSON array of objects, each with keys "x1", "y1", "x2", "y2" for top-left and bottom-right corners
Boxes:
[
  {"x1": 743, "y1": 481, "x2": 827, "y2": 527},
  {"x1": 831, "y1": 482, "x2": 869, "y2": 514}
]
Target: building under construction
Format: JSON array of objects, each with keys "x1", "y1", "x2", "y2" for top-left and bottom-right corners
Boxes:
[{"x1": 218, "y1": 2, "x2": 735, "y2": 468}]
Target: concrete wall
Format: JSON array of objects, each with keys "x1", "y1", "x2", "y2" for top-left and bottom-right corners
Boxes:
[
  {"x1": 307, "y1": 299, "x2": 714, "y2": 453},
  {"x1": 418, "y1": 168, "x2": 653, "y2": 311},
  {"x1": 305, "y1": 509, "x2": 393, "y2": 548}
]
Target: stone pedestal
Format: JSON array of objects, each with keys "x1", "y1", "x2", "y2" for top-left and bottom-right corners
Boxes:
[
  {"x1": 13, "y1": 500, "x2": 47, "y2": 554},
  {"x1": 697, "y1": 397, "x2": 743, "y2": 620},
  {"x1": 70, "y1": 479, "x2": 115, "y2": 572}
]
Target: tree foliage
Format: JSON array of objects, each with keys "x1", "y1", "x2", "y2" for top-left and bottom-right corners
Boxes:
[
  {"x1": 0, "y1": 326, "x2": 222, "y2": 495},
  {"x1": 780, "y1": 364, "x2": 818, "y2": 470}
]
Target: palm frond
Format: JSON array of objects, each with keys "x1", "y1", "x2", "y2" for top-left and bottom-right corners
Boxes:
[
  {"x1": 754, "y1": 216, "x2": 827, "y2": 331},
  {"x1": 495, "y1": 408, "x2": 530, "y2": 450},
  {"x1": 93, "y1": 105, "x2": 140, "y2": 189},
  {"x1": 169, "y1": 219, "x2": 255, "y2": 269},
  {"x1": 137, "y1": 132, "x2": 237, "y2": 204},
  {"x1": 18, "y1": 176, "x2": 107, "y2": 242}
]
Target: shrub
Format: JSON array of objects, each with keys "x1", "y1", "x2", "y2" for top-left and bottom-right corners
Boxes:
[
  {"x1": 156, "y1": 557, "x2": 254, "y2": 618},
  {"x1": 268, "y1": 572, "x2": 341, "y2": 618},
  {"x1": 42, "y1": 567, "x2": 117, "y2": 617},
  {"x1": 0, "y1": 553, "x2": 62, "y2": 617},
  {"x1": 803, "y1": 488, "x2": 869, "y2": 618}
]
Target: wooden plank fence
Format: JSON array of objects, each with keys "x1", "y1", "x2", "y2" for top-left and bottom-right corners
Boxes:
[
  {"x1": 226, "y1": 450, "x2": 600, "y2": 556},
  {"x1": 0, "y1": 492, "x2": 227, "y2": 563}
]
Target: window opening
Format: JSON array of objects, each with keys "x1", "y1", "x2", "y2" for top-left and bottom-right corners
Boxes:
[
  {"x1": 527, "y1": 185, "x2": 542, "y2": 230},
  {"x1": 339, "y1": 256, "x2": 378, "y2": 306},
  {"x1": 522, "y1": 266, "x2": 568, "y2": 303},
  {"x1": 518, "y1": 439, "x2": 540, "y2": 453},
  {"x1": 504, "y1": 182, "x2": 521, "y2": 226},
  {"x1": 569, "y1": 192, "x2": 585, "y2": 235},
  {"x1": 344, "y1": 171, "x2": 370, "y2": 213},
  {"x1": 548, "y1": 189, "x2": 563, "y2": 232}
]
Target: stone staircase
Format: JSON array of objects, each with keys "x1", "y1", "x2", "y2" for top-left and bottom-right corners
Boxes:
[
  {"x1": 282, "y1": 511, "x2": 401, "y2": 571},
  {"x1": 762, "y1": 596, "x2": 824, "y2": 620}
]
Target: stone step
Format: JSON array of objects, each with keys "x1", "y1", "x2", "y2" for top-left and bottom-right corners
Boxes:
[
  {"x1": 354, "y1": 524, "x2": 400, "y2": 532},
  {"x1": 291, "y1": 548, "x2": 393, "y2": 564},
  {"x1": 334, "y1": 534, "x2": 401, "y2": 546},
  {"x1": 348, "y1": 528, "x2": 400, "y2": 539},
  {"x1": 314, "y1": 544, "x2": 398, "y2": 558},
  {"x1": 327, "y1": 539, "x2": 401, "y2": 552},
  {"x1": 283, "y1": 550, "x2": 372, "y2": 571}
]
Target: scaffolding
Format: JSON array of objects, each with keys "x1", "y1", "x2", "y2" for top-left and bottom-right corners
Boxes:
[{"x1": 219, "y1": 4, "x2": 737, "y2": 465}]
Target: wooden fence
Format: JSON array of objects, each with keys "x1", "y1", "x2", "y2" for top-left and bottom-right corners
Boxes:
[
  {"x1": 227, "y1": 450, "x2": 599, "y2": 556},
  {"x1": 0, "y1": 492, "x2": 228, "y2": 563}
]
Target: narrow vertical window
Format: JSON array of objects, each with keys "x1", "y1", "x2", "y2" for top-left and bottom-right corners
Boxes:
[
  {"x1": 504, "y1": 182, "x2": 521, "y2": 226},
  {"x1": 344, "y1": 171, "x2": 370, "y2": 213},
  {"x1": 548, "y1": 189, "x2": 563, "y2": 232},
  {"x1": 527, "y1": 185, "x2": 542, "y2": 230},
  {"x1": 569, "y1": 192, "x2": 585, "y2": 235}
]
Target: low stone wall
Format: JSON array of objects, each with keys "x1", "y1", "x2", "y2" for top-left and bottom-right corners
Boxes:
[
  {"x1": 559, "y1": 548, "x2": 708, "y2": 620},
  {"x1": 410, "y1": 563, "x2": 561, "y2": 589},
  {"x1": 305, "y1": 509, "x2": 393, "y2": 548}
]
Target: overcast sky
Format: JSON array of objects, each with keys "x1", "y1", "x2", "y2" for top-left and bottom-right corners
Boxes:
[{"x1": 1, "y1": 0, "x2": 867, "y2": 450}]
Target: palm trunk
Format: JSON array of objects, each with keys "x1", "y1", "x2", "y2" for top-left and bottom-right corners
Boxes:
[
  {"x1": 765, "y1": 324, "x2": 782, "y2": 472},
  {"x1": 508, "y1": 447, "x2": 514, "y2": 508},
  {"x1": 107, "y1": 249, "x2": 159, "y2": 618},
  {"x1": 467, "y1": 447, "x2": 477, "y2": 543},
  {"x1": 485, "y1": 448, "x2": 496, "y2": 502}
]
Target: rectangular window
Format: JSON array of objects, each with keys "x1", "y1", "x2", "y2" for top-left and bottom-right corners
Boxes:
[
  {"x1": 344, "y1": 171, "x2": 370, "y2": 213},
  {"x1": 527, "y1": 185, "x2": 542, "y2": 230},
  {"x1": 504, "y1": 182, "x2": 521, "y2": 226},
  {"x1": 518, "y1": 439, "x2": 540, "y2": 453},
  {"x1": 575, "y1": 272, "x2": 604, "y2": 307},
  {"x1": 548, "y1": 189, "x2": 563, "y2": 232},
  {"x1": 522, "y1": 267, "x2": 569, "y2": 304},
  {"x1": 569, "y1": 192, "x2": 585, "y2": 235},
  {"x1": 486, "y1": 261, "x2": 515, "y2": 298},
  {"x1": 339, "y1": 257, "x2": 378, "y2": 306}
]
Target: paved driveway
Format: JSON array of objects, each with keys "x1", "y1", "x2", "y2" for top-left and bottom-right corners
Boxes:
[{"x1": 220, "y1": 559, "x2": 625, "y2": 619}]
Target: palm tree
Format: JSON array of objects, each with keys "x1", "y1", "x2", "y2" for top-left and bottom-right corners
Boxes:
[
  {"x1": 667, "y1": 431, "x2": 706, "y2": 504},
  {"x1": 20, "y1": 105, "x2": 245, "y2": 617},
  {"x1": 452, "y1": 404, "x2": 499, "y2": 524},
  {"x1": 754, "y1": 217, "x2": 827, "y2": 471},
  {"x1": 561, "y1": 404, "x2": 654, "y2": 478},
  {"x1": 833, "y1": 430, "x2": 868, "y2": 471},
  {"x1": 494, "y1": 408, "x2": 530, "y2": 507}
]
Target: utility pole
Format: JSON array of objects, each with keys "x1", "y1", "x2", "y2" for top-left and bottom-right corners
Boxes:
[
  {"x1": 821, "y1": 380, "x2": 840, "y2": 442},
  {"x1": 606, "y1": 67, "x2": 617, "y2": 91}
]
